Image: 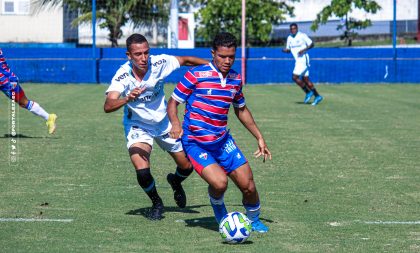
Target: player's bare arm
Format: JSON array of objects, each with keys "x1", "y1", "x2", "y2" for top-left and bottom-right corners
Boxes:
[
  {"x1": 167, "y1": 97, "x2": 183, "y2": 139},
  {"x1": 175, "y1": 56, "x2": 209, "y2": 66},
  {"x1": 234, "y1": 106, "x2": 272, "y2": 162},
  {"x1": 104, "y1": 87, "x2": 145, "y2": 113}
]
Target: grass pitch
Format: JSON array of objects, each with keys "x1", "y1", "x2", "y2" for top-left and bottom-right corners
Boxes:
[{"x1": 0, "y1": 83, "x2": 419, "y2": 253}]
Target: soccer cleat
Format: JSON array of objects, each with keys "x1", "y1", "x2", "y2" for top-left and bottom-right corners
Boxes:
[
  {"x1": 167, "y1": 173, "x2": 186, "y2": 208},
  {"x1": 251, "y1": 220, "x2": 269, "y2": 233},
  {"x1": 304, "y1": 91, "x2": 314, "y2": 104},
  {"x1": 311, "y1": 95, "x2": 324, "y2": 106},
  {"x1": 148, "y1": 202, "x2": 164, "y2": 220},
  {"x1": 46, "y1": 113, "x2": 57, "y2": 134}
]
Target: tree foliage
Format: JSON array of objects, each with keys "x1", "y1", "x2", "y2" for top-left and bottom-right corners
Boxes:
[
  {"x1": 195, "y1": 0, "x2": 296, "y2": 46},
  {"x1": 311, "y1": 0, "x2": 381, "y2": 46},
  {"x1": 35, "y1": 0, "x2": 170, "y2": 47}
]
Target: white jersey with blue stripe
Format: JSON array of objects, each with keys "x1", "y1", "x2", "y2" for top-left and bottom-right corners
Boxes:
[
  {"x1": 106, "y1": 54, "x2": 180, "y2": 134},
  {"x1": 286, "y1": 31, "x2": 312, "y2": 65}
]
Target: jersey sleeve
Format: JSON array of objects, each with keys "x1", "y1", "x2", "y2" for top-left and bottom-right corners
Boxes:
[
  {"x1": 302, "y1": 33, "x2": 313, "y2": 46},
  {"x1": 232, "y1": 83, "x2": 246, "y2": 108},
  {"x1": 158, "y1": 54, "x2": 181, "y2": 79},
  {"x1": 171, "y1": 69, "x2": 197, "y2": 103},
  {"x1": 105, "y1": 74, "x2": 127, "y2": 95},
  {"x1": 286, "y1": 36, "x2": 291, "y2": 50}
]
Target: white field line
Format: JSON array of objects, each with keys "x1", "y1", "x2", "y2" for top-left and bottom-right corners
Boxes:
[
  {"x1": 363, "y1": 221, "x2": 420, "y2": 225},
  {"x1": 328, "y1": 220, "x2": 420, "y2": 226},
  {"x1": 0, "y1": 218, "x2": 73, "y2": 223}
]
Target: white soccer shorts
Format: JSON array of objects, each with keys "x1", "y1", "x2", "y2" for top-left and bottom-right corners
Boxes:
[
  {"x1": 293, "y1": 61, "x2": 309, "y2": 77},
  {"x1": 124, "y1": 125, "x2": 182, "y2": 152}
]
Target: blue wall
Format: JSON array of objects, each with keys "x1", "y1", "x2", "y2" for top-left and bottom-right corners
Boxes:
[{"x1": 2, "y1": 47, "x2": 420, "y2": 84}]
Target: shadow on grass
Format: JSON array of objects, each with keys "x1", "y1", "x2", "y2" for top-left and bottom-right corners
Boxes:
[
  {"x1": 1, "y1": 133, "x2": 59, "y2": 139},
  {"x1": 221, "y1": 240, "x2": 254, "y2": 245},
  {"x1": 183, "y1": 216, "x2": 219, "y2": 231},
  {"x1": 126, "y1": 204, "x2": 206, "y2": 220}
]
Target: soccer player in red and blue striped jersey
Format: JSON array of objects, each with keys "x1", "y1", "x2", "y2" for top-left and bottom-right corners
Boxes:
[
  {"x1": 167, "y1": 32, "x2": 272, "y2": 233},
  {"x1": 0, "y1": 49, "x2": 57, "y2": 134}
]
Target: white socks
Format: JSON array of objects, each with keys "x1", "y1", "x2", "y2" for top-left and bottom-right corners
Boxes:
[{"x1": 27, "y1": 101, "x2": 49, "y2": 120}]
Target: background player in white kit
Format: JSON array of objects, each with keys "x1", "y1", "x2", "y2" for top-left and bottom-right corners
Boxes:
[
  {"x1": 104, "y1": 33, "x2": 208, "y2": 220},
  {"x1": 282, "y1": 23, "x2": 323, "y2": 106}
]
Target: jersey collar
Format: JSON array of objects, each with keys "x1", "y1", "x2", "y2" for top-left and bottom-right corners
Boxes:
[
  {"x1": 209, "y1": 61, "x2": 228, "y2": 87},
  {"x1": 127, "y1": 60, "x2": 152, "y2": 84}
]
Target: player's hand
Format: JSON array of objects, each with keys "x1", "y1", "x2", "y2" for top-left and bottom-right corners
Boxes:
[
  {"x1": 298, "y1": 49, "x2": 306, "y2": 56},
  {"x1": 282, "y1": 48, "x2": 290, "y2": 53},
  {"x1": 253, "y1": 138, "x2": 272, "y2": 163},
  {"x1": 126, "y1": 87, "x2": 146, "y2": 102},
  {"x1": 169, "y1": 123, "x2": 183, "y2": 139}
]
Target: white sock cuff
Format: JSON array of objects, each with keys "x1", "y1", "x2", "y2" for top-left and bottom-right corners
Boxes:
[
  {"x1": 209, "y1": 194, "x2": 225, "y2": 205},
  {"x1": 28, "y1": 101, "x2": 49, "y2": 120}
]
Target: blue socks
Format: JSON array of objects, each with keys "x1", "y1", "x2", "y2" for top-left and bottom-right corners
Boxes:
[
  {"x1": 243, "y1": 201, "x2": 261, "y2": 222},
  {"x1": 209, "y1": 194, "x2": 228, "y2": 224}
]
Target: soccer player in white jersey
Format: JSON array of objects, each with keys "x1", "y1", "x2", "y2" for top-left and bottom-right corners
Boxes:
[
  {"x1": 282, "y1": 23, "x2": 323, "y2": 105},
  {"x1": 104, "y1": 34, "x2": 208, "y2": 220}
]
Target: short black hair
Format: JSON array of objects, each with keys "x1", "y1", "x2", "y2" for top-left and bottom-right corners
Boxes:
[
  {"x1": 212, "y1": 32, "x2": 237, "y2": 51},
  {"x1": 126, "y1": 33, "x2": 148, "y2": 51},
  {"x1": 290, "y1": 23, "x2": 298, "y2": 29}
]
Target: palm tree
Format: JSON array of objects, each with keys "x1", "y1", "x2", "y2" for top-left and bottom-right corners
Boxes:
[{"x1": 35, "y1": 0, "x2": 169, "y2": 47}]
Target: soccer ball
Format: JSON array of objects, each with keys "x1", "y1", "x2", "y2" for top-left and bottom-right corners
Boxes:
[{"x1": 219, "y1": 212, "x2": 252, "y2": 244}]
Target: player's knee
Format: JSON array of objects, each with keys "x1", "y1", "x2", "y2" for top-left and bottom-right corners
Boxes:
[
  {"x1": 292, "y1": 75, "x2": 299, "y2": 82},
  {"x1": 176, "y1": 159, "x2": 192, "y2": 171},
  {"x1": 211, "y1": 180, "x2": 228, "y2": 194},
  {"x1": 17, "y1": 97, "x2": 28, "y2": 108},
  {"x1": 240, "y1": 181, "x2": 256, "y2": 196}
]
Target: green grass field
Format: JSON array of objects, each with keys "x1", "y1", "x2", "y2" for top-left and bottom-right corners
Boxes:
[{"x1": 1, "y1": 83, "x2": 419, "y2": 253}]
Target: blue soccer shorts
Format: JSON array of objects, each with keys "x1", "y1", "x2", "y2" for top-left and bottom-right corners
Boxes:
[
  {"x1": 182, "y1": 134, "x2": 248, "y2": 175},
  {"x1": 0, "y1": 80, "x2": 26, "y2": 102}
]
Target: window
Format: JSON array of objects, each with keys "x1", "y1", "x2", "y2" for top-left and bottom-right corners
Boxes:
[{"x1": 2, "y1": 0, "x2": 30, "y2": 15}]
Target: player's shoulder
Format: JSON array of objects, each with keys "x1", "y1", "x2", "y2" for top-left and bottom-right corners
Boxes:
[
  {"x1": 188, "y1": 63, "x2": 212, "y2": 77},
  {"x1": 150, "y1": 54, "x2": 175, "y2": 67},
  {"x1": 298, "y1": 31, "x2": 310, "y2": 38},
  {"x1": 112, "y1": 61, "x2": 131, "y2": 83},
  {"x1": 227, "y1": 69, "x2": 241, "y2": 82}
]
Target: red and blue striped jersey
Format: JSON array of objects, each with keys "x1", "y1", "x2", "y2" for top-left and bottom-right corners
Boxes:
[
  {"x1": 171, "y1": 62, "x2": 245, "y2": 145},
  {"x1": 0, "y1": 49, "x2": 18, "y2": 86}
]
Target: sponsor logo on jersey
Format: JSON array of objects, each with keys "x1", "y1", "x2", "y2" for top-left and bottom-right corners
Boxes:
[
  {"x1": 133, "y1": 81, "x2": 163, "y2": 103},
  {"x1": 198, "y1": 71, "x2": 212, "y2": 77},
  {"x1": 199, "y1": 152, "x2": 208, "y2": 160},
  {"x1": 230, "y1": 88, "x2": 236, "y2": 97},
  {"x1": 227, "y1": 73, "x2": 238, "y2": 79},
  {"x1": 152, "y1": 58, "x2": 167, "y2": 67},
  {"x1": 207, "y1": 89, "x2": 212, "y2": 95},
  {"x1": 114, "y1": 72, "x2": 129, "y2": 82}
]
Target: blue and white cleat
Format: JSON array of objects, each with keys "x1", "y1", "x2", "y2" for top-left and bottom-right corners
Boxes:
[
  {"x1": 304, "y1": 91, "x2": 314, "y2": 104},
  {"x1": 251, "y1": 220, "x2": 269, "y2": 233},
  {"x1": 311, "y1": 95, "x2": 323, "y2": 106}
]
